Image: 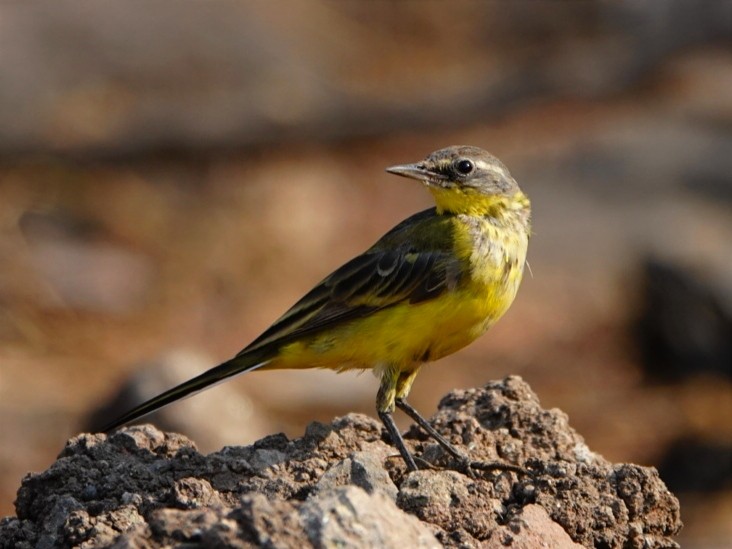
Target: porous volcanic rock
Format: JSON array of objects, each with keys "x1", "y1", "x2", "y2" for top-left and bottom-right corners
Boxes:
[{"x1": 0, "y1": 376, "x2": 682, "y2": 548}]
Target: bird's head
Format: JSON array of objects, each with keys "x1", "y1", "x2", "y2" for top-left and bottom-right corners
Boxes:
[{"x1": 386, "y1": 146, "x2": 524, "y2": 216}]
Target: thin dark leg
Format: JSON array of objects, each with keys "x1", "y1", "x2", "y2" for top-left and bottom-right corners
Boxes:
[
  {"x1": 395, "y1": 397, "x2": 467, "y2": 461},
  {"x1": 395, "y1": 397, "x2": 529, "y2": 477},
  {"x1": 379, "y1": 410, "x2": 418, "y2": 472}
]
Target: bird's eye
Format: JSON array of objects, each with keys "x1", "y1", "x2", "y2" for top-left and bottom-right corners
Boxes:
[{"x1": 455, "y1": 159, "x2": 475, "y2": 175}]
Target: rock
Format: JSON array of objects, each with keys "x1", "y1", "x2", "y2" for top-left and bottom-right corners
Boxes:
[
  {"x1": 657, "y1": 436, "x2": 732, "y2": 494},
  {"x1": 634, "y1": 258, "x2": 732, "y2": 382},
  {"x1": 491, "y1": 504, "x2": 585, "y2": 549},
  {"x1": 301, "y1": 486, "x2": 439, "y2": 549},
  {"x1": 315, "y1": 451, "x2": 398, "y2": 501},
  {"x1": 0, "y1": 377, "x2": 682, "y2": 548}
]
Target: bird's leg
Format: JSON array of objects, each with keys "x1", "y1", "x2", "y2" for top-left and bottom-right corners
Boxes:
[
  {"x1": 379, "y1": 369, "x2": 527, "y2": 476},
  {"x1": 377, "y1": 368, "x2": 419, "y2": 472},
  {"x1": 395, "y1": 397, "x2": 528, "y2": 476},
  {"x1": 378, "y1": 410, "x2": 418, "y2": 472},
  {"x1": 394, "y1": 368, "x2": 529, "y2": 477},
  {"x1": 394, "y1": 396, "x2": 468, "y2": 463},
  {"x1": 392, "y1": 369, "x2": 468, "y2": 461}
]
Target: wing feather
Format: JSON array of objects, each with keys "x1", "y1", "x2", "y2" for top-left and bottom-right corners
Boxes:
[{"x1": 240, "y1": 247, "x2": 462, "y2": 355}]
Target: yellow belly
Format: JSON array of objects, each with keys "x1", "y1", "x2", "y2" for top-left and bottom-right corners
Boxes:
[
  {"x1": 267, "y1": 211, "x2": 529, "y2": 374},
  {"x1": 268, "y1": 273, "x2": 520, "y2": 373}
]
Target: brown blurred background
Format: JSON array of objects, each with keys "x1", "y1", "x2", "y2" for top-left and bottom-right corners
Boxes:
[{"x1": 0, "y1": 2, "x2": 730, "y2": 547}]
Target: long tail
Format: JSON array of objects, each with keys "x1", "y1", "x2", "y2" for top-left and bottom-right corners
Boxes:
[{"x1": 102, "y1": 349, "x2": 273, "y2": 432}]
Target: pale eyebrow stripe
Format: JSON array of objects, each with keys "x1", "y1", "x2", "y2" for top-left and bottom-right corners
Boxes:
[{"x1": 475, "y1": 159, "x2": 506, "y2": 177}]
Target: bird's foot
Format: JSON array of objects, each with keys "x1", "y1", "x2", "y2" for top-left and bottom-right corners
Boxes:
[
  {"x1": 466, "y1": 459, "x2": 531, "y2": 477},
  {"x1": 392, "y1": 397, "x2": 531, "y2": 478},
  {"x1": 438, "y1": 450, "x2": 529, "y2": 479}
]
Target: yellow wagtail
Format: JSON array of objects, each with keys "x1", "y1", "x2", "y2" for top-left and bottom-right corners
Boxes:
[{"x1": 104, "y1": 145, "x2": 531, "y2": 472}]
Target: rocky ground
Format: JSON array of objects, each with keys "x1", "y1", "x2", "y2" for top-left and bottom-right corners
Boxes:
[{"x1": 0, "y1": 377, "x2": 681, "y2": 548}]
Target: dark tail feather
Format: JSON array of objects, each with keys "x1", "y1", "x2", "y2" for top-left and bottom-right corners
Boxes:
[{"x1": 102, "y1": 351, "x2": 272, "y2": 433}]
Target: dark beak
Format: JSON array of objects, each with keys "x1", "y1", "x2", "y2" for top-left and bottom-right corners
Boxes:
[{"x1": 385, "y1": 163, "x2": 448, "y2": 186}]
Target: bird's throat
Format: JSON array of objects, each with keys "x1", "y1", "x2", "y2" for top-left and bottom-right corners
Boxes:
[{"x1": 430, "y1": 187, "x2": 530, "y2": 220}]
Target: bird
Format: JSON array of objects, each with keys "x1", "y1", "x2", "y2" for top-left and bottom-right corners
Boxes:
[{"x1": 103, "y1": 145, "x2": 532, "y2": 472}]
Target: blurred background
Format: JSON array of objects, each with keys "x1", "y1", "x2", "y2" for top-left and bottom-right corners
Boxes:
[{"x1": 0, "y1": 2, "x2": 730, "y2": 547}]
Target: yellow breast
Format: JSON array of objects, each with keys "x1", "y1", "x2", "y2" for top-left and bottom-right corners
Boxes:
[{"x1": 272, "y1": 211, "x2": 529, "y2": 373}]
